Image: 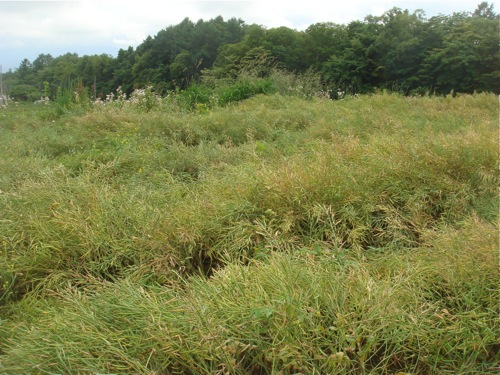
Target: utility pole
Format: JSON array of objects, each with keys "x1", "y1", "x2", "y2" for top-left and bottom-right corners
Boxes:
[
  {"x1": 94, "y1": 75, "x2": 96, "y2": 101},
  {"x1": 0, "y1": 64, "x2": 5, "y2": 105}
]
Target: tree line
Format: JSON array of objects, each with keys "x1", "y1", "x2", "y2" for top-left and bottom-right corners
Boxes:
[{"x1": 3, "y1": 2, "x2": 499, "y2": 101}]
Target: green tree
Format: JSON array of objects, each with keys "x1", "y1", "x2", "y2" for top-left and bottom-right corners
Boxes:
[
  {"x1": 204, "y1": 24, "x2": 267, "y2": 80},
  {"x1": 32, "y1": 53, "x2": 54, "y2": 84},
  {"x1": 424, "y1": 7, "x2": 499, "y2": 93},
  {"x1": 474, "y1": 1, "x2": 497, "y2": 18},
  {"x1": 110, "y1": 46, "x2": 136, "y2": 94},
  {"x1": 304, "y1": 22, "x2": 348, "y2": 70},
  {"x1": 129, "y1": 17, "x2": 247, "y2": 90},
  {"x1": 78, "y1": 54, "x2": 114, "y2": 97},
  {"x1": 262, "y1": 27, "x2": 306, "y2": 71},
  {"x1": 321, "y1": 20, "x2": 378, "y2": 93},
  {"x1": 9, "y1": 84, "x2": 38, "y2": 101},
  {"x1": 52, "y1": 53, "x2": 79, "y2": 84},
  {"x1": 17, "y1": 58, "x2": 35, "y2": 85},
  {"x1": 170, "y1": 50, "x2": 199, "y2": 87},
  {"x1": 206, "y1": 42, "x2": 251, "y2": 79},
  {"x1": 368, "y1": 8, "x2": 427, "y2": 92},
  {"x1": 192, "y1": 16, "x2": 246, "y2": 70}
]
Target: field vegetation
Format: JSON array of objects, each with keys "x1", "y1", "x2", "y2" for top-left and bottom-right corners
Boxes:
[{"x1": 0, "y1": 76, "x2": 498, "y2": 373}]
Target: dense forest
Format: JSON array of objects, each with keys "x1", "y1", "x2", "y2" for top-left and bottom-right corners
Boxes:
[{"x1": 3, "y1": 2, "x2": 499, "y2": 101}]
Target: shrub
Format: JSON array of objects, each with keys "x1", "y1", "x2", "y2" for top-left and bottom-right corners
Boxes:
[
  {"x1": 216, "y1": 78, "x2": 274, "y2": 106},
  {"x1": 9, "y1": 84, "x2": 39, "y2": 102}
]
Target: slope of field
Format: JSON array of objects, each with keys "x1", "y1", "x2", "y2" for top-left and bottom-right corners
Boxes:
[{"x1": 0, "y1": 93, "x2": 498, "y2": 374}]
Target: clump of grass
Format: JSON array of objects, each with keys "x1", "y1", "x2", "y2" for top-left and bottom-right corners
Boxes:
[
  {"x1": 0, "y1": 92, "x2": 498, "y2": 373},
  {"x1": 1, "y1": 216, "x2": 498, "y2": 373},
  {"x1": 1, "y1": 93, "x2": 497, "y2": 290}
]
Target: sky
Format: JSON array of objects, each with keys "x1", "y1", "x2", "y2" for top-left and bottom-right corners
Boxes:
[{"x1": 0, "y1": 0, "x2": 494, "y2": 72}]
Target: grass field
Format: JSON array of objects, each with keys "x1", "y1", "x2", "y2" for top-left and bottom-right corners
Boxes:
[{"x1": 0, "y1": 91, "x2": 498, "y2": 374}]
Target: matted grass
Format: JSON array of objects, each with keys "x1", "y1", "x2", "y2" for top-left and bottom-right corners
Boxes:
[{"x1": 0, "y1": 92, "x2": 498, "y2": 374}]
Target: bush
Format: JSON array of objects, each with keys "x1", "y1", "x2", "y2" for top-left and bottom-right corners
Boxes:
[
  {"x1": 216, "y1": 78, "x2": 274, "y2": 106},
  {"x1": 9, "y1": 84, "x2": 39, "y2": 102},
  {"x1": 177, "y1": 83, "x2": 215, "y2": 110}
]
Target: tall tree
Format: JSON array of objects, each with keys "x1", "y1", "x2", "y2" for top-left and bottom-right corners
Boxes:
[
  {"x1": 474, "y1": 1, "x2": 497, "y2": 18},
  {"x1": 369, "y1": 8, "x2": 427, "y2": 92},
  {"x1": 52, "y1": 53, "x2": 79, "y2": 84},
  {"x1": 17, "y1": 58, "x2": 35, "y2": 84},
  {"x1": 32, "y1": 53, "x2": 54, "y2": 83},
  {"x1": 170, "y1": 50, "x2": 198, "y2": 87},
  {"x1": 423, "y1": 7, "x2": 499, "y2": 93},
  {"x1": 304, "y1": 22, "x2": 348, "y2": 70},
  {"x1": 262, "y1": 27, "x2": 306, "y2": 71},
  {"x1": 322, "y1": 20, "x2": 378, "y2": 93},
  {"x1": 110, "y1": 46, "x2": 136, "y2": 94},
  {"x1": 78, "y1": 54, "x2": 114, "y2": 97}
]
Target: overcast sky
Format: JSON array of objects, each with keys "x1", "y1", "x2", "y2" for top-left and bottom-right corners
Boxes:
[{"x1": 0, "y1": 0, "x2": 494, "y2": 72}]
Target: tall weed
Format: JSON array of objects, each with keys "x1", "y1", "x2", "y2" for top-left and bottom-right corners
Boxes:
[{"x1": 0, "y1": 92, "x2": 498, "y2": 373}]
